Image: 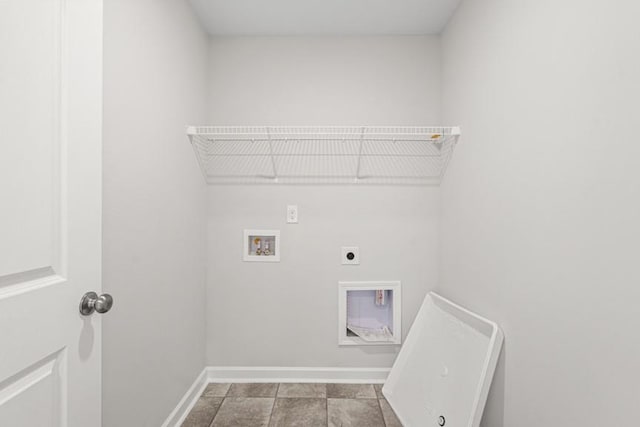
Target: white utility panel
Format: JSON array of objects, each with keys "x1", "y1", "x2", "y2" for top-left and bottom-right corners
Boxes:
[
  {"x1": 383, "y1": 292, "x2": 504, "y2": 427},
  {"x1": 341, "y1": 246, "x2": 360, "y2": 265},
  {"x1": 286, "y1": 205, "x2": 298, "y2": 223}
]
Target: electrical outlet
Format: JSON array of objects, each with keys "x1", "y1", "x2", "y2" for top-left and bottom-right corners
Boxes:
[
  {"x1": 341, "y1": 246, "x2": 360, "y2": 265},
  {"x1": 287, "y1": 205, "x2": 298, "y2": 223}
]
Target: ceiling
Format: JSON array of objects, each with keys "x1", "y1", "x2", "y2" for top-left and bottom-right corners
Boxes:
[{"x1": 189, "y1": 0, "x2": 462, "y2": 36}]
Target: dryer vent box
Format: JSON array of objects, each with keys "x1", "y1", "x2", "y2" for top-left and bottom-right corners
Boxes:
[{"x1": 338, "y1": 281, "x2": 401, "y2": 346}]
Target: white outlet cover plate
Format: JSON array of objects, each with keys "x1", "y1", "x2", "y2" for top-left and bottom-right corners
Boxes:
[
  {"x1": 287, "y1": 205, "x2": 298, "y2": 223},
  {"x1": 341, "y1": 246, "x2": 360, "y2": 265}
]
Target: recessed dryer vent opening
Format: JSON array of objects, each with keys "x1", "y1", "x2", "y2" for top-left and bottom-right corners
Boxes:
[{"x1": 338, "y1": 281, "x2": 401, "y2": 346}]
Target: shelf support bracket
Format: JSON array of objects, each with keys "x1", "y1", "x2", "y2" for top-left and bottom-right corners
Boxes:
[
  {"x1": 266, "y1": 127, "x2": 278, "y2": 182},
  {"x1": 355, "y1": 127, "x2": 365, "y2": 183}
]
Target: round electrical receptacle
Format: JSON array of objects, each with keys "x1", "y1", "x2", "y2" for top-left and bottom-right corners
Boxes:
[{"x1": 346, "y1": 252, "x2": 355, "y2": 260}]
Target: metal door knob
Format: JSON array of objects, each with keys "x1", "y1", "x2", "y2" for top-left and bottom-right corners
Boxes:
[{"x1": 79, "y1": 291, "x2": 114, "y2": 316}]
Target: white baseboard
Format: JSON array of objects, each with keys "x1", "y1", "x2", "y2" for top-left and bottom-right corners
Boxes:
[
  {"x1": 162, "y1": 366, "x2": 390, "y2": 426},
  {"x1": 161, "y1": 368, "x2": 209, "y2": 427},
  {"x1": 206, "y1": 366, "x2": 390, "y2": 384}
]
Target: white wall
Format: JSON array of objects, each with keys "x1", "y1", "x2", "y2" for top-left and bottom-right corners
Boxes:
[
  {"x1": 440, "y1": 1, "x2": 640, "y2": 426},
  {"x1": 206, "y1": 36, "x2": 441, "y2": 367},
  {"x1": 208, "y1": 36, "x2": 441, "y2": 125},
  {"x1": 102, "y1": 1, "x2": 209, "y2": 425}
]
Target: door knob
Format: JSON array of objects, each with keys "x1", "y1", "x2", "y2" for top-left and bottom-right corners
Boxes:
[{"x1": 79, "y1": 291, "x2": 114, "y2": 316}]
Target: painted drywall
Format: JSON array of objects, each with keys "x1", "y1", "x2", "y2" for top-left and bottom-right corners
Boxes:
[
  {"x1": 102, "y1": 1, "x2": 208, "y2": 426},
  {"x1": 440, "y1": 1, "x2": 640, "y2": 426},
  {"x1": 206, "y1": 36, "x2": 441, "y2": 367},
  {"x1": 207, "y1": 36, "x2": 441, "y2": 125}
]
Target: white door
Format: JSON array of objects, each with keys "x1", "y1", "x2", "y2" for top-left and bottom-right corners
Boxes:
[{"x1": 0, "y1": 0, "x2": 103, "y2": 426}]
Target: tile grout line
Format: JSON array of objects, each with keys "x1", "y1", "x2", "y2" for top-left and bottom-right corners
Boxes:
[
  {"x1": 324, "y1": 383, "x2": 329, "y2": 427},
  {"x1": 266, "y1": 383, "x2": 280, "y2": 427},
  {"x1": 207, "y1": 383, "x2": 230, "y2": 427},
  {"x1": 376, "y1": 394, "x2": 387, "y2": 427},
  {"x1": 325, "y1": 386, "x2": 329, "y2": 427}
]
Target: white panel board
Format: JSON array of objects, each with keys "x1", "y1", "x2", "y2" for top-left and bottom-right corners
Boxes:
[
  {"x1": 383, "y1": 292, "x2": 503, "y2": 427},
  {"x1": 0, "y1": 0, "x2": 58, "y2": 278},
  {"x1": 0, "y1": 351, "x2": 66, "y2": 427}
]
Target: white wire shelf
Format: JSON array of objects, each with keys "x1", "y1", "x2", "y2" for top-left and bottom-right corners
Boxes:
[{"x1": 187, "y1": 126, "x2": 461, "y2": 185}]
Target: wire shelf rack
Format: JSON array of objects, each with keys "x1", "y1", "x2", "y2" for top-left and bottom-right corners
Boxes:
[{"x1": 187, "y1": 126, "x2": 461, "y2": 185}]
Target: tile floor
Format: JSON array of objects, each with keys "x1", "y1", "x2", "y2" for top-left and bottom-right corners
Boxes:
[{"x1": 181, "y1": 383, "x2": 402, "y2": 427}]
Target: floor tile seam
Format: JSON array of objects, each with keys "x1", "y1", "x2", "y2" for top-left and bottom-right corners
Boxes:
[
  {"x1": 207, "y1": 383, "x2": 232, "y2": 427},
  {"x1": 207, "y1": 396, "x2": 227, "y2": 427},
  {"x1": 324, "y1": 383, "x2": 329, "y2": 427},
  {"x1": 266, "y1": 383, "x2": 281, "y2": 427},
  {"x1": 376, "y1": 397, "x2": 387, "y2": 427},
  {"x1": 325, "y1": 390, "x2": 329, "y2": 427},
  {"x1": 326, "y1": 397, "x2": 378, "y2": 399},
  {"x1": 276, "y1": 396, "x2": 328, "y2": 399}
]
